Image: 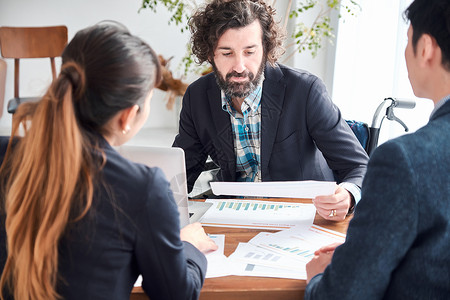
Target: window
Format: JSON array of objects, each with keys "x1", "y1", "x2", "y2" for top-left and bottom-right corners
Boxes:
[{"x1": 332, "y1": 0, "x2": 434, "y2": 145}]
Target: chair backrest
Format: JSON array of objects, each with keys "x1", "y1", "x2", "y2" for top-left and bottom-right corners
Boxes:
[
  {"x1": 0, "y1": 58, "x2": 6, "y2": 118},
  {"x1": 346, "y1": 120, "x2": 371, "y2": 155},
  {"x1": 0, "y1": 26, "x2": 68, "y2": 98}
]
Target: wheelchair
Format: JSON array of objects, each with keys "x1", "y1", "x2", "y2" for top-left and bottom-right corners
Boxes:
[{"x1": 347, "y1": 97, "x2": 416, "y2": 156}]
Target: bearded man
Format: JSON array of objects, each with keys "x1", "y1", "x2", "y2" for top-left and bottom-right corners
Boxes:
[{"x1": 173, "y1": 0, "x2": 369, "y2": 221}]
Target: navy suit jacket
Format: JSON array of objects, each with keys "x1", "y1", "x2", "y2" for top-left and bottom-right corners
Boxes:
[
  {"x1": 173, "y1": 63, "x2": 369, "y2": 192},
  {"x1": 305, "y1": 100, "x2": 450, "y2": 299},
  {"x1": 0, "y1": 137, "x2": 206, "y2": 300}
]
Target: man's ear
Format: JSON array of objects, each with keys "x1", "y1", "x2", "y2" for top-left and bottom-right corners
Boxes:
[
  {"x1": 208, "y1": 55, "x2": 214, "y2": 65},
  {"x1": 418, "y1": 33, "x2": 438, "y2": 67},
  {"x1": 119, "y1": 104, "x2": 140, "y2": 134}
]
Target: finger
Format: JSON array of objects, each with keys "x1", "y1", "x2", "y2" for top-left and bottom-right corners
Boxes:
[
  {"x1": 314, "y1": 200, "x2": 342, "y2": 211},
  {"x1": 210, "y1": 240, "x2": 219, "y2": 250},
  {"x1": 313, "y1": 195, "x2": 338, "y2": 205},
  {"x1": 314, "y1": 187, "x2": 348, "y2": 203},
  {"x1": 317, "y1": 242, "x2": 343, "y2": 253},
  {"x1": 315, "y1": 206, "x2": 338, "y2": 218},
  {"x1": 313, "y1": 197, "x2": 351, "y2": 212},
  {"x1": 314, "y1": 247, "x2": 332, "y2": 255},
  {"x1": 314, "y1": 195, "x2": 346, "y2": 207},
  {"x1": 201, "y1": 239, "x2": 219, "y2": 254},
  {"x1": 313, "y1": 196, "x2": 347, "y2": 210},
  {"x1": 315, "y1": 206, "x2": 336, "y2": 220},
  {"x1": 316, "y1": 207, "x2": 346, "y2": 221},
  {"x1": 315, "y1": 207, "x2": 330, "y2": 219},
  {"x1": 205, "y1": 242, "x2": 219, "y2": 252}
]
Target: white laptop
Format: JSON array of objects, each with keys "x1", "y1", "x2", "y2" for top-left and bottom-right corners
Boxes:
[{"x1": 117, "y1": 145, "x2": 211, "y2": 227}]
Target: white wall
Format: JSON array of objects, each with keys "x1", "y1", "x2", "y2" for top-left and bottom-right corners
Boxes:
[
  {"x1": 0, "y1": 0, "x2": 192, "y2": 132},
  {"x1": 0, "y1": 0, "x2": 334, "y2": 133}
]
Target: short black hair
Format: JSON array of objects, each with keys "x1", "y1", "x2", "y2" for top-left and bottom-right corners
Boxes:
[{"x1": 404, "y1": 0, "x2": 450, "y2": 71}]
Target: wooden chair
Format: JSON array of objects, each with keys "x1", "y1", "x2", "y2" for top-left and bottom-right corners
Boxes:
[
  {"x1": 0, "y1": 58, "x2": 6, "y2": 119},
  {"x1": 0, "y1": 26, "x2": 68, "y2": 115}
]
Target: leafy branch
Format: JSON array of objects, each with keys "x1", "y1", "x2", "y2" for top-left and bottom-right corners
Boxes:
[
  {"x1": 140, "y1": 0, "x2": 197, "y2": 33},
  {"x1": 139, "y1": 0, "x2": 360, "y2": 74},
  {"x1": 283, "y1": 0, "x2": 360, "y2": 61}
]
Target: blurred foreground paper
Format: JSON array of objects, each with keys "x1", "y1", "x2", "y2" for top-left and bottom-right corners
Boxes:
[{"x1": 210, "y1": 181, "x2": 337, "y2": 198}]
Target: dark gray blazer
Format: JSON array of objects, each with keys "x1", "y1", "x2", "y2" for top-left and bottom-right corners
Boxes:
[
  {"x1": 173, "y1": 63, "x2": 369, "y2": 192},
  {"x1": 0, "y1": 137, "x2": 206, "y2": 300},
  {"x1": 305, "y1": 100, "x2": 450, "y2": 299}
]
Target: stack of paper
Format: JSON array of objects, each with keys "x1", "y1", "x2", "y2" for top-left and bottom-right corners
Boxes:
[
  {"x1": 133, "y1": 225, "x2": 346, "y2": 284},
  {"x1": 205, "y1": 225, "x2": 346, "y2": 280},
  {"x1": 205, "y1": 234, "x2": 307, "y2": 279}
]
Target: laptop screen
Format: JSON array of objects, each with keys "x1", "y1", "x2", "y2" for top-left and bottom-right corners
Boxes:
[{"x1": 116, "y1": 145, "x2": 190, "y2": 228}]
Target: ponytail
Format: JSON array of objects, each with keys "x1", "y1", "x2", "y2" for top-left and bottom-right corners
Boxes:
[{"x1": 0, "y1": 62, "x2": 95, "y2": 300}]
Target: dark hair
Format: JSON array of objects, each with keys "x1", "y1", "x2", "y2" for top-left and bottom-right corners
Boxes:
[
  {"x1": 404, "y1": 0, "x2": 450, "y2": 71},
  {"x1": 189, "y1": 0, "x2": 285, "y2": 66},
  {"x1": 0, "y1": 21, "x2": 161, "y2": 300},
  {"x1": 63, "y1": 21, "x2": 162, "y2": 136}
]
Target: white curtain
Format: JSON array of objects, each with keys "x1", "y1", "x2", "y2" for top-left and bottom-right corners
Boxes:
[{"x1": 332, "y1": 0, "x2": 434, "y2": 145}]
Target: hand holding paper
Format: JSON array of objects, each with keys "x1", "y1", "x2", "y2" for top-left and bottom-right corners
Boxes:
[{"x1": 313, "y1": 186, "x2": 352, "y2": 221}]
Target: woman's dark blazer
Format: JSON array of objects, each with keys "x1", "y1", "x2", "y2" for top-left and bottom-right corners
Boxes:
[{"x1": 0, "y1": 137, "x2": 206, "y2": 300}]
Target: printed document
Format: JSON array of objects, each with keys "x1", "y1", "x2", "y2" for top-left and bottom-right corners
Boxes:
[
  {"x1": 210, "y1": 180, "x2": 337, "y2": 198},
  {"x1": 199, "y1": 199, "x2": 316, "y2": 230},
  {"x1": 249, "y1": 225, "x2": 346, "y2": 263}
]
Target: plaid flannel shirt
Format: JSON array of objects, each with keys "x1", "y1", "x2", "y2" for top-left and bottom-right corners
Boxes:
[{"x1": 222, "y1": 85, "x2": 263, "y2": 182}]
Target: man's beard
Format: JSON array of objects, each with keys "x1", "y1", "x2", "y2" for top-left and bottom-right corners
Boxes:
[{"x1": 212, "y1": 59, "x2": 265, "y2": 99}]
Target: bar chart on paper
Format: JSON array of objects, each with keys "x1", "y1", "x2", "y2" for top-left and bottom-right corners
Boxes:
[
  {"x1": 264, "y1": 243, "x2": 315, "y2": 261},
  {"x1": 228, "y1": 237, "x2": 307, "y2": 271},
  {"x1": 250, "y1": 225, "x2": 346, "y2": 262},
  {"x1": 198, "y1": 199, "x2": 316, "y2": 230},
  {"x1": 215, "y1": 201, "x2": 303, "y2": 212},
  {"x1": 228, "y1": 242, "x2": 307, "y2": 279}
]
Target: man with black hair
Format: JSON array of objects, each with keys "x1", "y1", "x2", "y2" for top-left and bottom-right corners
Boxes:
[{"x1": 305, "y1": 0, "x2": 450, "y2": 298}]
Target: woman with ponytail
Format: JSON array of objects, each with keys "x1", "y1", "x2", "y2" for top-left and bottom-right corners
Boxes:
[{"x1": 0, "y1": 21, "x2": 217, "y2": 300}]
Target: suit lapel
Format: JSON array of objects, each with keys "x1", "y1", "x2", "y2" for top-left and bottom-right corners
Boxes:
[
  {"x1": 260, "y1": 65, "x2": 286, "y2": 179},
  {"x1": 207, "y1": 79, "x2": 236, "y2": 180}
]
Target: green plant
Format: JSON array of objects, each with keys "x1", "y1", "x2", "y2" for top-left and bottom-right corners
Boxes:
[
  {"x1": 284, "y1": 0, "x2": 360, "y2": 60},
  {"x1": 140, "y1": 0, "x2": 191, "y2": 32},
  {"x1": 139, "y1": 0, "x2": 360, "y2": 74}
]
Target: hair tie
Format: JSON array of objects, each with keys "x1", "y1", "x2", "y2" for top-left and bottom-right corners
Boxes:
[{"x1": 60, "y1": 61, "x2": 86, "y2": 100}]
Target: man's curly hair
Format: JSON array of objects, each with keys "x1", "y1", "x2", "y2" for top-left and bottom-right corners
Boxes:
[{"x1": 189, "y1": 0, "x2": 285, "y2": 66}]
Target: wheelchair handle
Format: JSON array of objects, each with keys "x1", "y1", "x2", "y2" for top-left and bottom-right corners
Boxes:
[
  {"x1": 371, "y1": 97, "x2": 416, "y2": 129},
  {"x1": 385, "y1": 97, "x2": 416, "y2": 109}
]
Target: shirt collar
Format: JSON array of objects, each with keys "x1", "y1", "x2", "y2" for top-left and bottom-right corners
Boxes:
[{"x1": 430, "y1": 94, "x2": 450, "y2": 119}]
